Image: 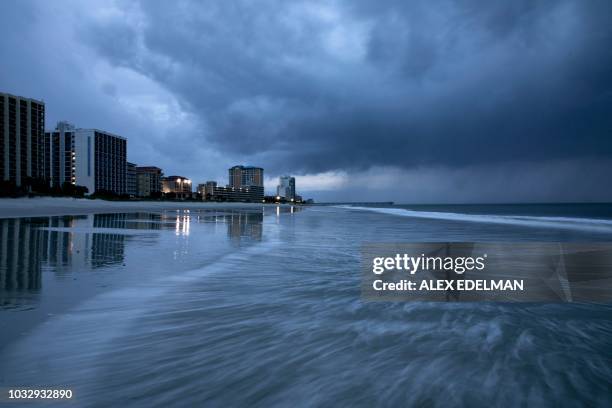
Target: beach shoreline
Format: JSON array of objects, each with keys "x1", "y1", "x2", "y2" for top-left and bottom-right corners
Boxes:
[{"x1": 0, "y1": 197, "x2": 290, "y2": 218}]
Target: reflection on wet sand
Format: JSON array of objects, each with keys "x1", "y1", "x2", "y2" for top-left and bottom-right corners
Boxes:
[
  {"x1": 225, "y1": 211, "x2": 263, "y2": 242},
  {"x1": 0, "y1": 214, "x2": 132, "y2": 308},
  {"x1": 0, "y1": 208, "x2": 296, "y2": 309},
  {"x1": 0, "y1": 219, "x2": 43, "y2": 294},
  {"x1": 40, "y1": 215, "x2": 127, "y2": 270}
]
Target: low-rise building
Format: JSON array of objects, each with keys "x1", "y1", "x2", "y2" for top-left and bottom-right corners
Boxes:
[
  {"x1": 162, "y1": 175, "x2": 192, "y2": 199},
  {"x1": 136, "y1": 166, "x2": 163, "y2": 197},
  {"x1": 197, "y1": 181, "x2": 218, "y2": 200},
  {"x1": 208, "y1": 184, "x2": 264, "y2": 202}
]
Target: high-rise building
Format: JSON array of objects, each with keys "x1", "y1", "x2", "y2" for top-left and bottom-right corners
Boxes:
[
  {"x1": 44, "y1": 121, "x2": 75, "y2": 187},
  {"x1": 229, "y1": 165, "x2": 263, "y2": 189},
  {"x1": 44, "y1": 123, "x2": 127, "y2": 194},
  {"x1": 277, "y1": 175, "x2": 296, "y2": 200},
  {"x1": 136, "y1": 166, "x2": 163, "y2": 197},
  {"x1": 227, "y1": 165, "x2": 264, "y2": 201},
  {"x1": 91, "y1": 129, "x2": 127, "y2": 194},
  {"x1": 126, "y1": 162, "x2": 137, "y2": 196},
  {"x1": 0, "y1": 92, "x2": 45, "y2": 187}
]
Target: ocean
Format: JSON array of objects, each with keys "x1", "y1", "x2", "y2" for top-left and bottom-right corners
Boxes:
[{"x1": 1, "y1": 204, "x2": 612, "y2": 407}]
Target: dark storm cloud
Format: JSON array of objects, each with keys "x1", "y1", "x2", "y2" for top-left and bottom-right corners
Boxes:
[
  {"x1": 79, "y1": 0, "x2": 612, "y2": 175},
  {"x1": 1, "y1": 0, "x2": 610, "y2": 201}
]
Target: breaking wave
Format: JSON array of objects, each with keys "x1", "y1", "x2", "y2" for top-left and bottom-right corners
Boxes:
[{"x1": 338, "y1": 206, "x2": 612, "y2": 233}]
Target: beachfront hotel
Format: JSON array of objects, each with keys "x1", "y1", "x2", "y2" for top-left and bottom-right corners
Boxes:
[
  {"x1": 44, "y1": 122, "x2": 127, "y2": 195},
  {"x1": 126, "y1": 162, "x2": 137, "y2": 196},
  {"x1": 205, "y1": 184, "x2": 264, "y2": 202},
  {"x1": 44, "y1": 121, "x2": 76, "y2": 187},
  {"x1": 277, "y1": 175, "x2": 296, "y2": 200},
  {"x1": 0, "y1": 92, "x2": 46, "y2": 187},
  {"x1": 161, "y1": 175, "x2": 192, "y2": 199},
  {"x1": 197, "y1": 181, "x2": 217, "y2": 198},
  {"x1": 136, "y1": 166, "x2": 163, "y2": 197},
  {"x1": 229, "y1": 165, "x2": 264, "y2": 189},
  {"x1": 223, "y1": 165, "x2": 265, "y2": 202},
  {"x1": 199, "y1": 167, "x2": 265, "y2": 202}
]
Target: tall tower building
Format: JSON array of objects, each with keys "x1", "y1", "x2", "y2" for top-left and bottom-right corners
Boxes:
[
  {"x1": 0, "y1": 92, "x2": 46, "y2": 187},
  {"x1": 44, "y1": 121, "x2": 76, "y2": 187},
  {"x1": 277, "y1": 175, "x2": 296, "y2": 200},
  {"x1": 226, "y1": 165, "x2": 264, "y2": 201},
  {"x1": 228, "y1": 165, "x2": 264, "y2": 188},
  {"x1": 90, "y1": 129, "x2": 127, "y2": 194},
  {"x1": 126, "y1": 162, "x2": 137, "y2": 196},
  {"x1": 44, "y1": 122, "x2": 127, "y2": 194}
]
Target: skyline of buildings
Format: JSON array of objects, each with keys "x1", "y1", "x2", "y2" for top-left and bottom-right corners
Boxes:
[{"x1": 1, "y1": 91, "x2": 307, "y2": 202}]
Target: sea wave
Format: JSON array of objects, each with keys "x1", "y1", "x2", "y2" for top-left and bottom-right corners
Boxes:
[{"x1": 337, "y1": 205, "x2": 612, "y2": 233}]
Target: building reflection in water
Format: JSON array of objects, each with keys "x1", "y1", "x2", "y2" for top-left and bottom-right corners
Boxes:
[
  {"x1": 38, "y1": 214, "x2": 128, "y2": 270},
  {"x1": 183, "y1": 209, "x2": 265, "y2": 243},
  {"x1": 41, "y1": 215, "x2": 90, "y2": 272},
  {"x1": 175, "y1": 210, "x2": 191, "y2": 236},
  {"x1": 0, "y1": 219, "x2": 43, "y2": 294},
  {"x1": 220, "y1": 206, "x2": 299, "y2": 242},
  {"x1": 0, "y1": 214, "x2": 132, "y2": 308},
  {"x1": 94, "y1": 212, "x2": 165, "y2": 231},
  {"x1": 1, "y1": 207, "x2": 300, "y2": 307},
  {"x1": 274, "y1": 205, "x2": 301, "y2": 223},
  {"x1": 225, "y1": 211, "x2": 263, "y2": 243}
]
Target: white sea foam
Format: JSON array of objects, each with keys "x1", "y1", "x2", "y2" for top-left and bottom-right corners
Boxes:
[{"x1": 337, "y1": 205, "x2": 612, "y2": 233}]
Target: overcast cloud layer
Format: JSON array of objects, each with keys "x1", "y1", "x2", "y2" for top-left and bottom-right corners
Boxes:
[{"x1": 1, "y1": 0, "x2": 611, "y2": 202}]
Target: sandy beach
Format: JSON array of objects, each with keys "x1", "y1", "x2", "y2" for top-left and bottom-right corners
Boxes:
[
  {"x1": 0, "y1": 197, "x2": 284, "y2": 218},
  {"x1": 2, "y1": 203, "x2": 612, "y2": 406}
]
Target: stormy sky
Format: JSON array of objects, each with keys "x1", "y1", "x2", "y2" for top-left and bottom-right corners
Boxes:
[{"x1": 1, "y1": 0, "x2": 611, "y2": 202}]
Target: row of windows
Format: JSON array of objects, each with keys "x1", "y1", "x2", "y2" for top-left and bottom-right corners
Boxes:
[
  {"x1": 0, "y1": 98, "x2": 3, "y2": 180},
  {"x1": 0, "y1": 97, "x2": 45, "y2": 182},
  {"x1": 94, "y1": 134, "x2": 127, "y2": 193}
]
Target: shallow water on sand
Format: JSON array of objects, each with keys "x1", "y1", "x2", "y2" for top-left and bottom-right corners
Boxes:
[{"x1": 1, "y1": 205, "x2": 612, "y2": 407}]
